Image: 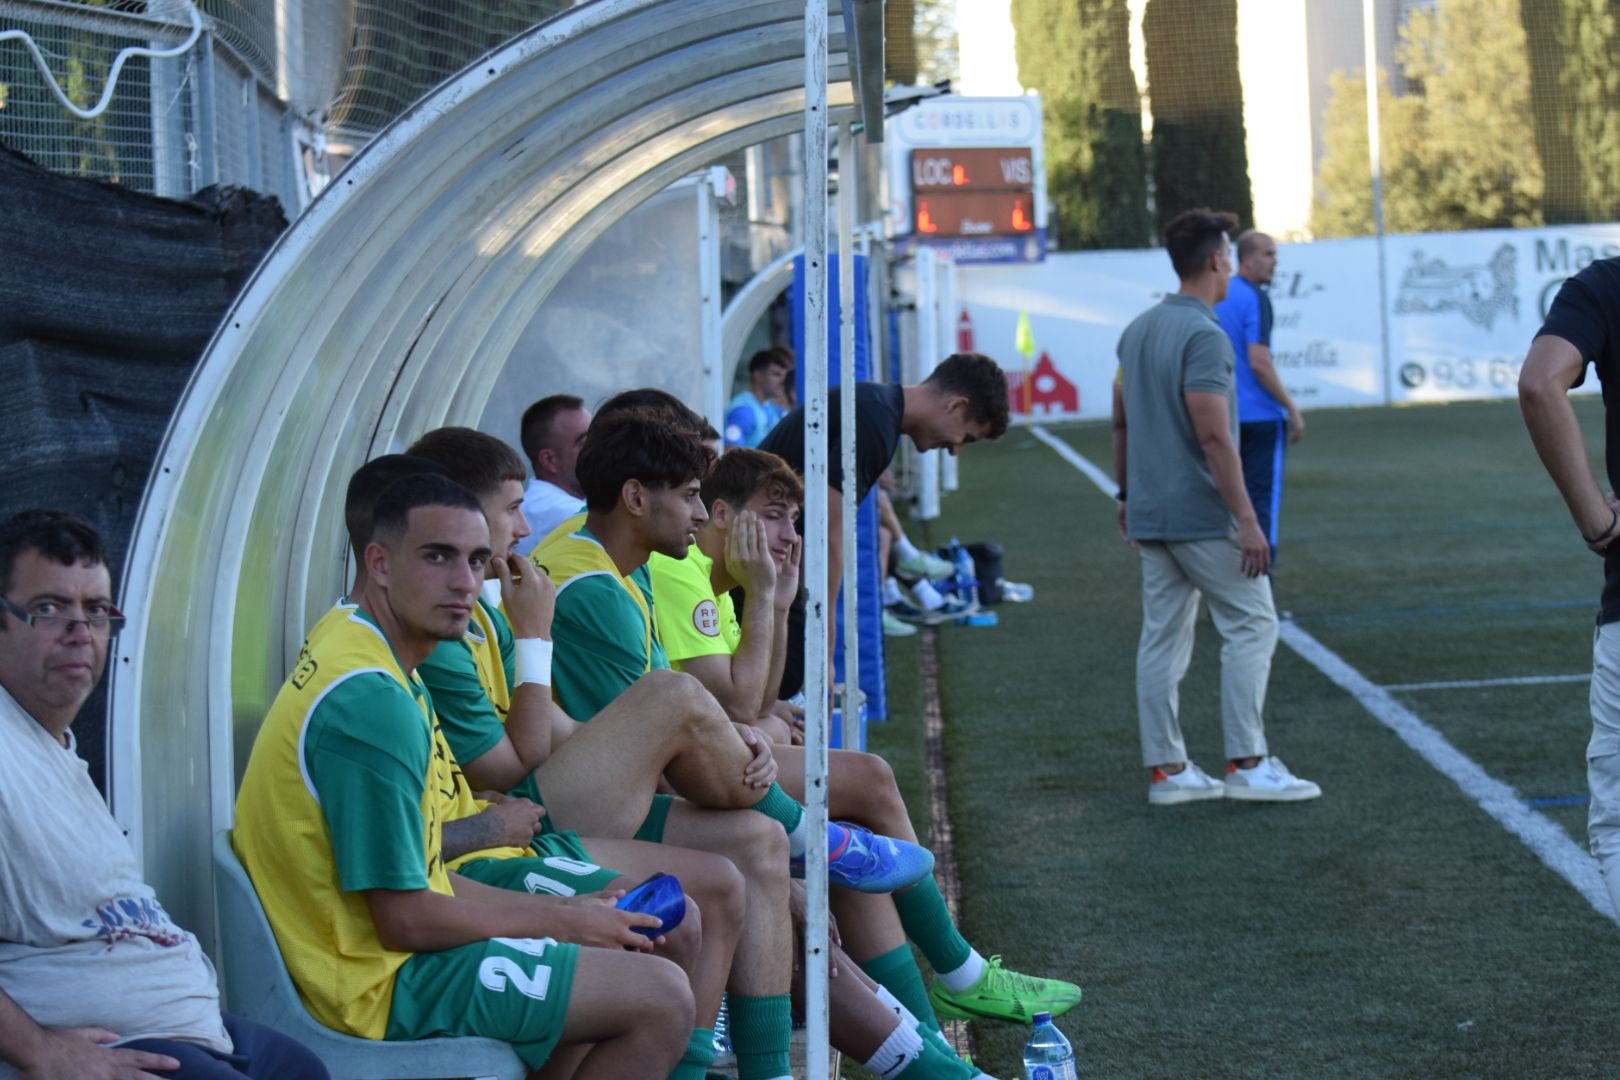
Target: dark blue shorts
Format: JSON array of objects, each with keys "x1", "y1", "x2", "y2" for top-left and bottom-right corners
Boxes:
[
  {"x1": 1239, "y1": 419, "x2": 1288, "y2": 560},
  {"x1": 121, "y1": 1012, "x2": 328, "y2": 1079}
]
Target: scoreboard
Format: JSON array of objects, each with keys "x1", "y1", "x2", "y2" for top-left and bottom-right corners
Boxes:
[
  {"x1": 910, "y1": 148, "x2": 1036, "y2": 238},
  {"x1": 886, "y1": 96, "x2": 1046, "y2": 264}
]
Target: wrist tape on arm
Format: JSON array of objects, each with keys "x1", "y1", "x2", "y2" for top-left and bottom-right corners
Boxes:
[{"x1": 514, "y1": 637, "x2": 553, "y2": 687}]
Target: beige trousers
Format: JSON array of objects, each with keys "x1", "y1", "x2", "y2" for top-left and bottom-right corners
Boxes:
[
  {"x1": 1587, "y1": 622, "x2": 1620, "y2": 919},
  {"x1": 1136, "y1": 537, "x2": 1277, "y2": 768}
]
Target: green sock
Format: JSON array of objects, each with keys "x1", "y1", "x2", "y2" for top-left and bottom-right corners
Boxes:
[
  {"x1": 667, "y1": 1027, "x2": 716, "y2": 1080},
  {"x1": 726, "y1": 993, "x2": 792, "y2": 1080},
  {"x1": 862, "y1": 944, "x2": 942, "y2": 1033},
  {"x1": 908, "y1": 1035, "x2": 978, "y2": 1078},
  {"x1": 750, "y1": 782, "x2": 804, "y2": 834},
  {"x1": 893, "y1": 877, "x2": 973, "y2": 975}
]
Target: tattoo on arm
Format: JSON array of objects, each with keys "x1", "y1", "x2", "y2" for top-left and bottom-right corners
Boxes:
[{"x1": 440, "y1": 811, "x2": 511, "y2": 863}]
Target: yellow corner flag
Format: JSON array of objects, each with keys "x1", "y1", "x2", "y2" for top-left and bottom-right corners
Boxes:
[
  {"x1": 1015, "y1": 309, "x2": 1036, "y2": 358},
  {"x1": 1014, "y1": 310, "x2": 1035, "y2": 414}
]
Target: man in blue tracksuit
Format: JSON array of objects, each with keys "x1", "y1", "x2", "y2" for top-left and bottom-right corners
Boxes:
[{"x1": 1215, "y1": 230, "x2": 1305, "y2": 562}]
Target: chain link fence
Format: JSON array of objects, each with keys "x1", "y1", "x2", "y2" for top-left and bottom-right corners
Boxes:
[
  {"x1": 0, "y1": 0, "x2": 301, "y2": 208},
  {"x1": 0, "y1": 0, "x2": 584, "y2": 210}
]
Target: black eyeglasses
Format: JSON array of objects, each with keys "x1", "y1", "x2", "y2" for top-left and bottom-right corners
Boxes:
[{"x1": 0, "y1": 594, "x2": 126, "y2": 635}]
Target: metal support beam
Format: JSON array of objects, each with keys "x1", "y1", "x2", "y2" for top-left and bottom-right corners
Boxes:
[
  {"x1": 837, "y1": 122, "x2": 861, "y2": 752},
  {"x1": 842, "y1": 124, "x2": 868, "y2": 751},
  {"x1": 916, "y1": 246, "x2": 941, "y2": 520},
  {"x1": 801, "y1": 0, "x2": 832, "y2": 1072},
  {"x1": 840, "y1": 0, "x2": 885, "y2": 142}
]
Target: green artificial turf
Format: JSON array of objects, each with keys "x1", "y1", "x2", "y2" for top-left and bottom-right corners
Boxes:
[{"x1": 890, "y1": 399, "x2": 1620, "y2": 1079}]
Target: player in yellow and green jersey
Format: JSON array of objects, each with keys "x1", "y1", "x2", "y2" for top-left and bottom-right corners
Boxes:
[
  {"x1": 233, "y1": 472, "x2": 694, "y2": 1077},
  {"x1": 407, "y1": 424, "x2": 983, "y2": 1080},
  {"x1": 651, "y1": 448, "x2": 1082, "y2": 1035}
]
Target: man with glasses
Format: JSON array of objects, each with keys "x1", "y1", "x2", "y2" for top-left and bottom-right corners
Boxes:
[{"x1": 0, "y1": 509, "x2": 327, "y2": 1079}]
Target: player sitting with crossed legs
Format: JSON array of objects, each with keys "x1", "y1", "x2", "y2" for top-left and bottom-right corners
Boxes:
[
  {"x1": 403, "y1": 427, "x2": 938, "y2": 1080},
  {"x1": 649, "y1": 448, "x2": 1082, "y2": 1033},
  {"x1": 340, "y1": 453, "x2": 743, "y2": 1080},
  {"x1": 233, "y1": 474, "x2": 694, "y2": 1078}
]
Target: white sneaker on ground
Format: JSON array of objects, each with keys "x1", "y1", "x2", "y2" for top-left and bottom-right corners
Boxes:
[
  {"x1": 1224, "y1": 756, "x2": 1322, "y2": 802},
  {"x1": 882, "y1": 609, "x2": 919, "y2": 637},
  {"x1": 896, "y1": 549, "x2": 955, "y2": 581},
  {"x1": 1147, "y1": 761, "x2": 1226, "y2": 805}
]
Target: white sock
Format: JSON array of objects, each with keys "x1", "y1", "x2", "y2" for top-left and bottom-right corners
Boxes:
[
  {"x1": 874, "y1": 985, "x2": 919, "y2": 1027},
  {"x1": 786, "y1": 814, "x2": 808, "y2": 857},
  {"x1": 937, "y1": 949, "x2": 987, "y2": 993},
  {"x1": 882, "y1": 576, "x2": 904, "y2": 606},
  {"x1": 912, "y1": 580, "x2": 945, "y2": 611},
  {"x1": 865, "y1": 1019, "x2": 924, "y2": 1079},
  {"x1": 894, "y1": 535, "x2": 922, "y2": 562}
]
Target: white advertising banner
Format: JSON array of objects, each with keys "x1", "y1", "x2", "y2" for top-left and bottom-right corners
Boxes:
[
  {"x1": 958, "y1": 238, "x2": 1385, "y2": 421},
  {"x1": 956, "y1": 250, "x2": 1164, "y2": 422},
  {"x1": 957, "y1": 223, "x2": 1618, "y2": 419},
  {"x1": 1385, "y1": 224, "x2": 1620, "y2": 402},
  {"x1": 1264, "y1": 237, "x2": 1384, "y2": 409}
]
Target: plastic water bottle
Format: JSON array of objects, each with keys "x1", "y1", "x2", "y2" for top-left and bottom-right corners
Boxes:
[
  {"x1": 947, "y1": 537, "x2": 977, "y2": 600},
  {"x1": 1022, "y1": 1012, "x2": 1077, "y2": 1080}
]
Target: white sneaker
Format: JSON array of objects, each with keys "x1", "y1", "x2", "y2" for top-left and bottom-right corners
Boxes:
[
  {"x1": 1224, "y1": 756, "x2": 1322, "y2": 802},
  {"x1": 1147, "y1": 761, "x2": 1226, "y2": 805}
]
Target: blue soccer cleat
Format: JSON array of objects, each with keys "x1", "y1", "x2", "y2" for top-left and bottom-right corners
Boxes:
[{"x1": 792, "y1": 821, "x2": 935, "y2": 893}]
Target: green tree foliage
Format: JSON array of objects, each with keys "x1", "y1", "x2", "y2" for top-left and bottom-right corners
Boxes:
[
  {"x1": 1521, "y1": 0, "x2": 1620, "y2": 225},
  {"x1": 1312, "y1": 0, "x2": 1543, "y2": 237},
  {"x1": 1010, "y1": 0, "x2": 1150, "y2": 249},
  {"x1": 1142, "y1": 0, "x2": 1252, "y2": 234},
  {"x1": 912, "y1": 0, "x2": 960, "y2": 86}
]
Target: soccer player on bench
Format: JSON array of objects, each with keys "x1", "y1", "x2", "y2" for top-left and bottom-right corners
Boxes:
[
  {"x1": 234, "y1": 474, "x2": 695, "y2": 1078},
  {"x1": 405, "y1": 427, "x2": 984, "y2": 1080},
  {"x1": 341, "y1": 453, "x2": 743, "y2": 1080},
  {"x1": 650, "y1": 449, "x2": 1082, "y2": 1030}
]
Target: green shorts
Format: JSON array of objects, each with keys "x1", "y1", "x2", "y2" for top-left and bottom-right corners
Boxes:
[
  {"x1": 386, "y1": 935, "x2": 580, "y2": 1069},
  {"x1": 633, "y1": 793, "x2": 675, "y2": 844},
  {"x1": 457, "y1": 830, "x2": 623, "y2": 896}
]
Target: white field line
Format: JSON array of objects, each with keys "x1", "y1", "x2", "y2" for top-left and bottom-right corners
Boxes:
[
  {"x1": 1030, "y1": 424, "x2": 1118, "y2": 496},
  {"x1": 1385, "y1": 673, "x2": 1592, "y2": 692},
  {"x1": 1033, "y1": 426, "x2": 1617, "y2": 923}
]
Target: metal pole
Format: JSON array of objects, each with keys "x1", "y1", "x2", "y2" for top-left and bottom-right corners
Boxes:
[
  {"x1": 699, "y1": 171, "x2": 726, "y2": 434},
  {"x1": 939, "y1": 258, "x2": 959, "y2": 493},
  {"x1": 801, "y1": 0, "x2": 831, "y2": 1072},
  {"x1": 838, "y1": 123, "x2": 861, "y2": 752},
  {"x1": 916, "y1": 246, "x2": 941, "y2": 520},
  {"x1": 1363, "y1": 0, "x2": 1393, "y2": 405}
]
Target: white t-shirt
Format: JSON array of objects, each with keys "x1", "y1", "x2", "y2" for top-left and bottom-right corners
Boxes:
[
  {"x1": 0, "y1": 685, "x2": 231, "y2": 1052},
  {"x1": 515, "y1": 478, "x2": 586, "y2": 558}
]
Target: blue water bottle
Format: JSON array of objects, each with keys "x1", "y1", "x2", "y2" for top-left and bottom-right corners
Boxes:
[
  {"x1": 1022, "y1": 1012, "x2": 1078, "y2": 1080},
  {"x1": 947, "y1": 536, "x2": 977, "y2": 601}
]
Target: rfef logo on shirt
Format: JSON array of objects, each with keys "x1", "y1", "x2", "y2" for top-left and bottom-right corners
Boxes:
[{"x1": 692, "y1": 600, "x2": 721, "y2": 637}]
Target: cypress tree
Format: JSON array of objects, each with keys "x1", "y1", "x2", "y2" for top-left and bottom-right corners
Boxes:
[
  {"x1": 1010, "y1": 0, "x2": 1150, "y2": 249},
  {"x1": 1521, "y1": 0, "x2": 1620, "y2": 225},
  {"x1": 1142, "y1": 0, "x2": 1253, "y2": 232}
]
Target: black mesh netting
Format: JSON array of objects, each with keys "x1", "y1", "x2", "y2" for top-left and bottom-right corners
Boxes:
[{"x1": 0, "y1": 142, "x2": 287, "y2": 793}]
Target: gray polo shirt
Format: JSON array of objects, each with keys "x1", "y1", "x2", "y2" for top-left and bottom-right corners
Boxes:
[{"x1": 1117, "y1": 293, "x2": 1238, "y2": 541}]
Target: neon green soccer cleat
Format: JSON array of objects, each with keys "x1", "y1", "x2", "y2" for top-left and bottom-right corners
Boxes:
[{"x1": 928, "y1": 955, "x2": 1081, "y2": 1024}]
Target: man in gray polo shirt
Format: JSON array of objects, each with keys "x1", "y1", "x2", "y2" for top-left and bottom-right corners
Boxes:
[{"x1": 1112, "y1": 208, "x2": 1321, "y2": 807}]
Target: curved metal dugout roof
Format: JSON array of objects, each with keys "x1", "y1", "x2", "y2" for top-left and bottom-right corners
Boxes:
[{"x1": 110, "y1": 0, "x2": 858, "y2": 932}]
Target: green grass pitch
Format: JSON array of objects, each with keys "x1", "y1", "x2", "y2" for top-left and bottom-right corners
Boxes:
[{"x1": 864, "y1": 398, "x2": 1620, "y2": 1079}]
